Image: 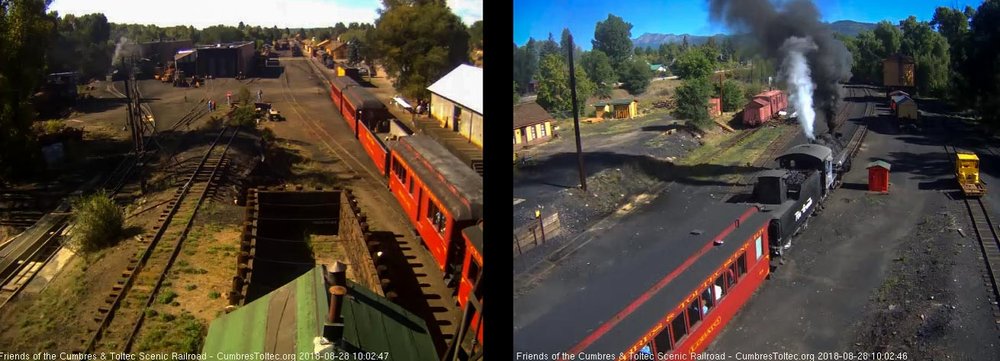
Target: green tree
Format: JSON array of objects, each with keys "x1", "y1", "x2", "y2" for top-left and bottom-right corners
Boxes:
[
  {"x1": 966, "y1": 0, "x2": 1000, "y2": 124},
  {"x1": 873, "y1": 21, "x2": 902, "y2": 55},
  {"x1": 620, "y1": 58, "x2": 653, "y2": 95},
  {"x1": 899, "y1": 16, "x2": 951, "y2": 96},
  {"x1": 513, "y1": 81, "x2": 520, "y2": 106},
  {"x1": 536, "y1": 53, "x2": 595, "y2": 118},
  {"x1": 333, "y1": 22, "x2": 348, "y2": 37},
  {"x1": 592, "y1": 14, "x2": 634, "y2": 70},
  {"x1": 0, "y1": 0, "x2": 53, "y2": 179},
  {"x1": 227, "y1": 104, "x2": 258, "y2": 127},
  {"x1": 374, "y1": 2, "x2": 469, "y2": 99},
  {"x1": 674, "y1": 77, "x2": 713, "y2": 127},
  {"x1": 580, "y1": 49, "x2": 616, "y2": 90},
  {"x1": 539, "y1": 32, "x2": 560, "y2": 58},
  {"x1": 469, "y1": 20, "x2": 483, "y2": 50},
  {"x1": 719, "y1": 79, "x2": 744, "y2": 112},
  {"x1": 673, "y1": 48, "x2": 715, "y2": 79},
  {"x1": 932, "y1": 6, "x2": 975, "y2": 101}
]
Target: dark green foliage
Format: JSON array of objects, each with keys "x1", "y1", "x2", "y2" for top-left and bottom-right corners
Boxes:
[
  {"x1": 580, "y1": 49, "x2": 616, "y2": 90},
  {"x1": 513, "y1": 41, "x2": 538, "y2": 94},
  {"x1": 0, "y1": 0, "x2": 53, "y2": 180},
  {"x1": 513, "y1": 81, "x2": 520, "y2": 106},
  {"x1": 620, "y1": 58, "x2": 653, "y2": 95},
  {"x1": 967, "y1": 0, "x2": 1000, "y2": 124},
  {"x1": 674, "y1": 77, "x2": 712, "y2": 126},
  {"x1": 536, "y1": 53, "x2": 595, "y2": 119},
  {"x1": 70, "y1": 191, "x2": 124, "y2": 252},
  {"x1": 719, "y1": 80, "x2": 744, "y2": 112},
  {"x1": 673, "y1": 48, "x2": 716, "y2": 79},
  {"x1": 227, "y1": 105, "x2": 258, "y2": 128},
  {"x1": 592, "y1": 14, "x2": 634, "y2": 70},
  {"x1": 539, "y1": 32, "x2": 560, "y2": 58},
  {"x1": 374, "y1": 2, "x2": 469, "y2": 99},
  {"x1": 469, "y1": 20, "x2": 483, "y2": 50}
]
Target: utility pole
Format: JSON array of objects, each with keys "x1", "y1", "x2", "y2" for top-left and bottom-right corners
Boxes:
[{"x1": 568, "y1": 34, "x2": 587, "y2": 191}]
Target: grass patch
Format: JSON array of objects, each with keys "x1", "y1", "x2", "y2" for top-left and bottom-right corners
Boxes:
[
  {"x1": 158, "y1": 290, "x2": 178, "y2": 304},
  {"x1": 133, "y1": 311, "x2": 205, "y2": 353},
  {"x1": 185, "y1": 284, "x2": 197, "y2": 291},
  {"x1": 208, "y1": 291, "x2": 220, "y2": 299}
]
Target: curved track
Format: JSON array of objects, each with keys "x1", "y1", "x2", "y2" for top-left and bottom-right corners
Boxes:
[{"x1": 81, "y1": 126, "x2": 239, "y2": 353}]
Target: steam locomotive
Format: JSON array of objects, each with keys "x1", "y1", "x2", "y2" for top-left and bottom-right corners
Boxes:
[{"x1": 752, "y1": 133, "x2": 851, "y2": 260}]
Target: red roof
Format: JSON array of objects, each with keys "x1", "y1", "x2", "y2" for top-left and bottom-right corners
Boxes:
[{"x1": 748, "y1": 98, "x2": 769, "y2": 108}]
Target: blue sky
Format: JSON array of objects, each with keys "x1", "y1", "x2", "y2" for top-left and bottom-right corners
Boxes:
[
  {"x1": 49, "y1": 0, "x2": 482, "y2": 28},
  {"x1": 514, "y1": 0, "x2": 983, "y2": 49}
]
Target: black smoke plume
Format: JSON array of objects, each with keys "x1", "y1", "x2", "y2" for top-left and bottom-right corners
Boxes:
[{"x1": 708, "y1": 0, "x2": 852, "y2": 133}]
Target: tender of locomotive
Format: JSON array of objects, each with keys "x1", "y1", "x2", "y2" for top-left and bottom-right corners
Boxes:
[{"x1": 752, "y1": 134, "x2": 852, "y2": 259}]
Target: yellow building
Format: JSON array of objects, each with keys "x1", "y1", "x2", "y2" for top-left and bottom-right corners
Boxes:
[
  {"x1": 428, "y1": 64, "x2": 483, "y2": 147},
  {"x1": 514, "y1": 102, "x2": 554, "y2": 148},
  {"x1": 594, "y1": 99, "x2": 639, "y2": 119},
  {"x1": 883, "y1": 53, "x2": 915, "y2": 89}
]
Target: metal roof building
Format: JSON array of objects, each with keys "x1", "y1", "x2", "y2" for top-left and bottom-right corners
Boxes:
[
  {"x1": 202, "y1": 265, "x2": 438, "y2": 360},
  {"x1": 428, "y1": 64, "x2": 483, "y2": 147}
]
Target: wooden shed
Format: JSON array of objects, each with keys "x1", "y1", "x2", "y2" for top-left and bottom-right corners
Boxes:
[
  {"x1": 883, "y1": 54, "x2": 915, "y2": 90},
  {"x1": 708, "y1": 98, "x2": 721, "y2": 117},
  {"x1": 594, "y1": 99, "x2": 638, "y2": 119},
  {"x1": 891, "y1": 95, "x2": 918, "y2": 121},
  {"x1": 867, "y1": 160, "x2": 891, "y2": 193}
]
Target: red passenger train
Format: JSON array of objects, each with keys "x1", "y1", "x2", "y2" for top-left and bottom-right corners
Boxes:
[
  {"x1": 387, "y1": 134, "x2": 483, "y2": 289},
  {"x1": 321, "y1": 71, "x2": 484, "y2": 356},
  {"x1": 514, "y1": 204, "x2": 771, "y2": 359}
]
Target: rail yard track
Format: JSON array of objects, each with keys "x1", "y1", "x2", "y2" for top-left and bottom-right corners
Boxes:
[
  {"x1": 81, "y1": 126, "x2": 239, "y2": 353},
  {"x1": 945, "y1": 144, "x2": 1000, "y2": 328},
  {"x1": 276, "y1": 59, "x2": 460, "y2": 347}
]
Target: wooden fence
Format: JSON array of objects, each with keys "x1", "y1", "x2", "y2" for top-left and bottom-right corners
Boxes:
[{"x1": 513, "y1": 212, "x2": 561, "y2": 257}]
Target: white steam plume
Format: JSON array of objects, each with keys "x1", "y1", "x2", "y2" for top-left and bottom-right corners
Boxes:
[{"x1": 780, "y1": 37, "x2": 818, "y2": 140}]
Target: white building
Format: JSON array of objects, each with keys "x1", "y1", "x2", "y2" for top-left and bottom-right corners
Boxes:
[{"x1": 427, "y1": 64, "x2": 483, "y2": 147}]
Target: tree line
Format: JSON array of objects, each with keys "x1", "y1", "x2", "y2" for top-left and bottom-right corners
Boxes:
[
  {"x1": 0, "y1": 0, "x2": 476, "y2": 182},
  {"x1": 513, "y1": 13, "x2": 775, "y2": 128}
]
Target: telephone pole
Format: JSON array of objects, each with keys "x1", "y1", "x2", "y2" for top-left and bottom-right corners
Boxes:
[{"x1": 568, "y1": 34, "x2": 587, "y2": 191}]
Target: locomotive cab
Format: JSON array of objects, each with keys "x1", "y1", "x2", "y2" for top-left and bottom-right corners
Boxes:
[{"x1": 778, "y1": 144, "x2": 835, "y2": 193}]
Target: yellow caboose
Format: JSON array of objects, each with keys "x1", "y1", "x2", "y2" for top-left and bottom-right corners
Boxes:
[{"x1": 956, "y1": 152, "x2": 986, "y2": 197}]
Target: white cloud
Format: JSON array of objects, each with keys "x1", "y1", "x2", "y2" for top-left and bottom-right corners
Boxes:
[
  {"x1": 447, "y1": 0, "x2": 482, "y2": 25},
  {"x1": 48, "y1": 0, "x2": 380, "y2": 29}
]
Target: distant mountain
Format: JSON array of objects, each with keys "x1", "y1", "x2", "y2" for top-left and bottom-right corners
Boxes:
[
  {"x1": 631, "y1": 20, "x2": 877, "y2": 49},
  {"x1": 827, "y1": 20, "x2": 877, "y2": 37}
]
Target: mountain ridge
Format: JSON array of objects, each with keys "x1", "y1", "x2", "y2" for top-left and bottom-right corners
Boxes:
[{"x1": 632, "y1": 20, "x2": 878, "y2": 48}]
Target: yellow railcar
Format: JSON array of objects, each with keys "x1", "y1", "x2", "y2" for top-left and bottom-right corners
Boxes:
[{"x1": 956, "y1": 152, "x2": 986, "y2": 197}]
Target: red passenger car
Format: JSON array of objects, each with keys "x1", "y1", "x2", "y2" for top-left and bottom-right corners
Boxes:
[
  {"x1": 329, "y1": 76, "x2": 360, "y2": 128},
  {"x1": 387, "y1": 134, "x2": 483, "y2": 288},
  {"x1": 514, "y1": 204, "x2": 771, "y2": 359},
  {"x1": 448, "y1": 223, "x2": 483, "y2": 360}
]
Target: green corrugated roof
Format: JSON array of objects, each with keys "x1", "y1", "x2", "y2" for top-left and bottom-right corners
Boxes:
[
  {"x1": 202, "y1": 266, "x2": 438, "y2": 360},
  {"x1": 594, "y1": 98, "x2": 635, "y2": 106}
]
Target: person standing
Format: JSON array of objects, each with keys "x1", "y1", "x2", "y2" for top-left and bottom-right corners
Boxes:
[{"x1": 257, "y1": 89, "x2": 263, "y2": 102}]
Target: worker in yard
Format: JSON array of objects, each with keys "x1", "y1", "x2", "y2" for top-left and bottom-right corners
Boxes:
[{"x1": 257, "y1": 89, "x2": 263, "y2": 102}]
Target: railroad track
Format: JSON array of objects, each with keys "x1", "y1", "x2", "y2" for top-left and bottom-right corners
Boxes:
[
  {"x1": 945, "y1": 144, "x2": 1000, "y2": 328},
  {"x1": 279, "y1": 58, "x2": 460, "y2": 345},
  {"x1": 0, "y1": 217, "x2": 69, "y2": 308},
  {"x1": 81, "y1": 126, "x2": 238, "y2": 353},
  {"x1": 844, "y1": 86, "x2": 874, "y2": 160}
]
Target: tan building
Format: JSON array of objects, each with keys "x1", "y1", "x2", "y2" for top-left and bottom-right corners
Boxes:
[
  {"x1": 594, "y1": 99, "x2": 639, "y2": 119},
  {"x1": 514, "y1": 102, "x2": 554, "y2": 148},
  {"x1": 428, "y1": 64, "x2": 483, "y2": 147}
]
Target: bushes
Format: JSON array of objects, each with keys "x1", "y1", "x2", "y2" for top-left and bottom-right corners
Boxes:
[
  {"x1": 226, "y1": 105, "x2": 258, "y2": 127},
  {"x1": 70, "y1": 191, "x2": 124, "y2": 253},
  {"x1": 674, "y1": 77, "x2": 712, "y2": 127}
]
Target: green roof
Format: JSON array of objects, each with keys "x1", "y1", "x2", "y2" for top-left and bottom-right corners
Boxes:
[
  {"x1": 594, "y1": 98, "x2": 635, "y2": 106},
  {"x1": 650, "y1": 64, "x2": 664, "y2": 70},
  {"x1": 203, "y1": 266, "x2": 438, "y2": 360}
]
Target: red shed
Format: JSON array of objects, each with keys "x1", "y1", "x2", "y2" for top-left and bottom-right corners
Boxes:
[
  {"x1": 867, "y1": 160, "x2": 891, "y2": 193},
  {"x1": 708, "y1": 97, "x2": 721, "y2": 117}
]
